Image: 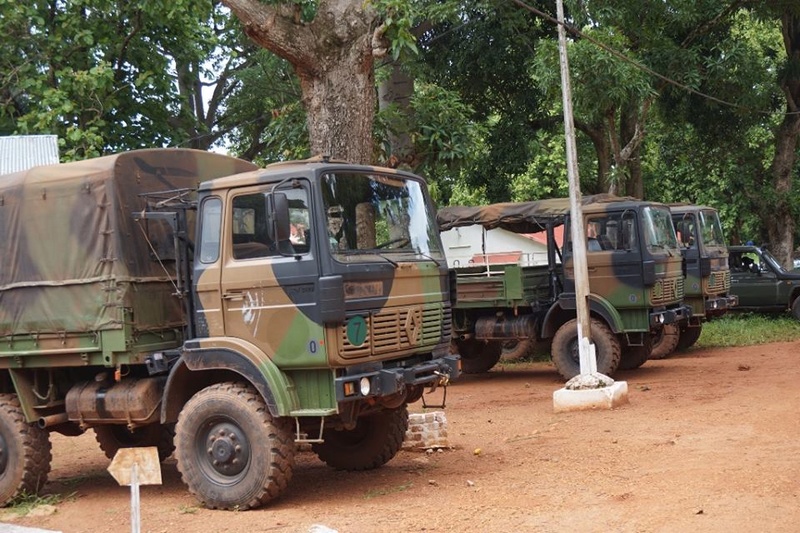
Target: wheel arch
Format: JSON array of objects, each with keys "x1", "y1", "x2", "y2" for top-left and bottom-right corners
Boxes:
[
  {"x1": 541, "y1": 295, "x2": 623, "y2": 339},
  {"x1": 161, "y1": 341, "x2": 299, "y2": 423}
]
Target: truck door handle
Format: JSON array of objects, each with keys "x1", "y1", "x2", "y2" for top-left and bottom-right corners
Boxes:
[
  {"x1": 587, "y1": 267, "x2": 597, "y2": 273},
  {"x1": 223, "y1": 293, "x2": 244, "y2": 301}
]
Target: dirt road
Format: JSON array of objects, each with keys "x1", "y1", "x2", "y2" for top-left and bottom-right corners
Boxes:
[{"x1": 5, "y1": 340, "x2": 800, "y2": 533}]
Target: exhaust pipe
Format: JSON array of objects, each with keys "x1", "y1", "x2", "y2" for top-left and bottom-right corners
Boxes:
[{"x1": 38, "y1": 413, "x2": 69, "y2": 429}]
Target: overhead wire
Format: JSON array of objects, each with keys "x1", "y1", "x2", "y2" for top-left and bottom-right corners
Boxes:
[{"x1": 510, "y1": 0, "x2": 800, "y2": 117}]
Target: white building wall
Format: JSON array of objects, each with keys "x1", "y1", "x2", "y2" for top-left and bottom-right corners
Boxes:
[{"x1": 440, "y1": 225, "x2": 549, "y2": 268}]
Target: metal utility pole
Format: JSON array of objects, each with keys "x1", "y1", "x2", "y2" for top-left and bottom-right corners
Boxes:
[{"x1": 556, "y1": 0, "x2": 596, "y2": 376}]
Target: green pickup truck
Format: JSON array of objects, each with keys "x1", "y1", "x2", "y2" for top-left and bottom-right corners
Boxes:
[{"x1": 728, "y1": 245, "x2": 800, "y2": 319}]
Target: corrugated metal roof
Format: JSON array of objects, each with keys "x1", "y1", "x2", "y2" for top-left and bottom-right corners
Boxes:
[{"x1": 0, "y1": 135, "x2": 60, "y2": 175}]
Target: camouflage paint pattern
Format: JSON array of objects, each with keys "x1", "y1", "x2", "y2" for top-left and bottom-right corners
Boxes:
[
  {"x1": 191, "y1": 160, "x2": 452, "y2": 377},
  {"x1": 440, "y1": 195, "x2": 688, "y2": 339},
  {"x1": 0, "y1": 148, "x2": 258, "y2": 365},
  {"x1": 669, "y1": 204, "x2": 735, "y2": 319}
]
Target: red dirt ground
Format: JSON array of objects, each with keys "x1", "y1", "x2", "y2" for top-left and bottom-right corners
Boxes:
[{"x1": 4, "y1": 340, "x2": 800, "y2": 533}]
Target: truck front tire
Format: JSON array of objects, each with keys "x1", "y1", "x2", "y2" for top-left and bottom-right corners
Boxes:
[
  {"x1": 312, "y1": 405, "x2": 408, "y2": 471},
  {"x1": 551, "y1": 318, "x2": 621, "y2": 380},
  {"x1": 0, "y1": 394, "x2": 52, "y2": 506},
  {"x1": 175, "y1": 382, "x2": 295, "y2": 510},
  {"x1": 650, "y1": 324, "x2": 680, "y2": 359},
  {"x1": 676, "y1": 323, "x2": 702, "y2": 351}
]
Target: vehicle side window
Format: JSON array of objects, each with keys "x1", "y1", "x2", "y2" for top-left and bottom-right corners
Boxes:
[
  {"x1": 231, "y1": 188, "x2": 311, "y2": 260},
  {"x1": 585, "y1": 214, "x2": 637, "y2": 252},
  {"x1": 198, "y1": 197, "x2": 222, "y2": 264}
]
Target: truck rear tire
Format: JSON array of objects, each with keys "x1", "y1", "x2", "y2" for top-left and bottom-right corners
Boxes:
[
  {"x1": 0, "y1": 394, "x2": 52, "y2": 506},
  {"x1": 457, "y1": 340, "x2": 502, "y2": 373},
  {"x1": 94, "y1": 424, "x2": 175, "y2": 462},
  {"x1": 551, "y1": 318, "x2": 621, "y2": 380},
  {"x1": 312, "y1": 405, "x2": 408, "y2": 471},
  {"x1": 676, "y1": 324, "x2": 702, "y2": 351},
  {"x1": 500, "y1": 339, "x2": 532, "y2": 361},
  {"x1": 650, "y1": 324, "x2": 680, "y2": 359},
  {"x1": 175, "y1": 382, "x2": 295, "y2": 510}
]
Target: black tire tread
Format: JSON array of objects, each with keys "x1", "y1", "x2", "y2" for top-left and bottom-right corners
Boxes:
[
  {"x1": 551, "y1": 318, "x2": 621, "y2": 380},
  {"x1": 676, "y1": 323, "x2": 703, "y2": 351},
  {"x1": 175, "y1": 382, "x2": 294, "y2": 511},
  {"x1": 650, "y1": 323, "x2": 680, "y2": 359},
  {"x1": 458, "y1": 340, "x2": 502, "y2": 374},
  {"x1": 94, "y1": 423, "x2": 176, "y2": 462},
  {"x1": 312, "y1": 405, "x2": 408, "y2": 471},
  {"x1": 0, "y1": 394, "x2": 52, "y2": 506}
]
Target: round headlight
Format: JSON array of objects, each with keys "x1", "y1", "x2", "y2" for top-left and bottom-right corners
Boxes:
[{"x1": 359, "y1": 377, "x2": 371, "y2": 396}]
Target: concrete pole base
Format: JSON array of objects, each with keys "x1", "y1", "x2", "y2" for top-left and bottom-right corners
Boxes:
[{"x1": 553, "y1": 380, "x2": 629, "y2": 413}]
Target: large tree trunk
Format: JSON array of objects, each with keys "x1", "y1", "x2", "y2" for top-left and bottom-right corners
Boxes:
[
  {"x1": 575, "y1": 120, "x2": 611, "y2": 193},
  {"x1": 378, "y1": 63, "x2": 415, "y2": 168},
  {"x1": 765, "y1": 11, "x2": 800, "y2": 269},
  {"x1": 223, "y1": 0, "x2": 380, "y2": 164}
]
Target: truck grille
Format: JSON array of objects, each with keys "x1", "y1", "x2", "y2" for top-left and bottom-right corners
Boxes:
[
  {"x1": 650, "y1": 277, "x2": 684, "y2": 305},
  {"x1": 703, "y1": 270, "x2": 731, "y2": 295},
  {"x1": 339, "y1": 304, "x2": 451, "y2": 358}
]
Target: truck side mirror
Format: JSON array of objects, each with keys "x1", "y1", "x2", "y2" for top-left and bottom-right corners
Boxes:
[{"x1": 267, "y1": 192, "x2": 294, "y2": 255}]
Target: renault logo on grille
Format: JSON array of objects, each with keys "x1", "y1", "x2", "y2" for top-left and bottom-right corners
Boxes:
[{"x1": 404, "y1": 307, "x2": 422, "y2": 346}]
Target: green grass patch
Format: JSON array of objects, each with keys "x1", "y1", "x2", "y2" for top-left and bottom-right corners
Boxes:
[
  {"x1": 7, "y1": 491, "x2": 74, "y2": 516},
  {"x1": 696, "y1": 313, "x2": 800, "y2": 347}
]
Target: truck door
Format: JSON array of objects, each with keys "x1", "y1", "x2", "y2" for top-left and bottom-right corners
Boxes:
[
  {"x1": 220, "y1": 184, "x2": 324, "y2": 368},
  {"x1": 193, "y1": 196, "x2": 226, "y2": 338},
  {"x1": 578, "y1": 212, "x2": 644, "y2": 311}
]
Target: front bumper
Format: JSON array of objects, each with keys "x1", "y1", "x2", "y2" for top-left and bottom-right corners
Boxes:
[
  {"x1": 334, "y1": 354, "x2": 460, "y2": 403},
  {"x1": 706, "y1": 294, "x2": 738, "y2": 314},
  {"x1": 649, "y1": 304, "x2": 692, "y2": 328}
]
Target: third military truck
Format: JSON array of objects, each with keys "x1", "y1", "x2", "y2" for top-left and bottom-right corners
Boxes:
[
  {"x1": 649, "y1": 204, "x2": 737, "y2": 358},
  {"x1": 438, "y1": 195, "x2": 690, "y2": 379}
]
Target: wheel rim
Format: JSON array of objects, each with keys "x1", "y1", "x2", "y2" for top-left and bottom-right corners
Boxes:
[
  {"x1": 196, "y1": 417, "x2": 250, "y2": 484},
  {"x1": 567, "y1": 337, "x2": 580, "y2": 364}
]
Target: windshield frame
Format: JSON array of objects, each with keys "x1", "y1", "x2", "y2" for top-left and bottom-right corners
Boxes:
[
  {"x1": 697, "y1": 209, "x2": 727, "y2": 248},
  {"x1": 642, "y1": 205, "x2": 681, "y2": 255},
  {"x1": 320, "y1": 170, "x2": 443, "y2": 263}
]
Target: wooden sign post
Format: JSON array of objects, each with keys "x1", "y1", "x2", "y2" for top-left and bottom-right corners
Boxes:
[{"x1": 107, "y1": 447, "x2": 162, "y2": 533}]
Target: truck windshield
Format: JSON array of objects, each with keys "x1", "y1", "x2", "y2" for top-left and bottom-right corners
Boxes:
[
  {"x1": 321, "y1": 172, "x2": 443, "y2": 258},
  {"x1": 642, "y1": 206, "x2": 680, "y2": 254},
  {"x1": 698, "y1": 209, "x2": 726, "y2": 248}
]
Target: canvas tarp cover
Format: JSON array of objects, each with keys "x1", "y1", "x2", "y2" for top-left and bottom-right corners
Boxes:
[
  {"x1": 437, "y1": 194, "x2": 629, "y2": 234},
  {"x1": 0, "y1": 148, "x2": 257, "y2": 336}
]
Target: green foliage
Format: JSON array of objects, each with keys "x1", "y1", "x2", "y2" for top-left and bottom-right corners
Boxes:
[
  {"x1": 696, "y1": 314, "x2": 800, "y2": 347},
  {"x1": 222, "y1": 51, "x2": 309, "y2": 163},
  {"x1": 0, "y1": 1, "x2": 226, "y2": 160},
  {"x1": 446, "y1": 180, "x2": 490, "y2": 206},
  {"x1": 509, "y1": 132, "x2": 570, "y2": 202},
  {"x1": 7, "y1": 491, "x2": 73, "y2": 516}
]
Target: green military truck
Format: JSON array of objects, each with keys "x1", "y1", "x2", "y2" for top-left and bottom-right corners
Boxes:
[
  {"x1": 650, "y1": 204, "x2": 737, "y2": 357},
  {"x1": 0, "y1": 149, "x2": 458, "y2": 510},
  {"x1": 438, "y1": 195, "x2": 690, "y2": 379}
]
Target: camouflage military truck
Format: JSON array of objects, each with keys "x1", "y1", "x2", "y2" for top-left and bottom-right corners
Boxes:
[
  {"x1": 438, "y1": 195, "x2": 690, "y2": 379},
  {"x1": 0, "y1": 149, "x2": 458, "y2": 510},
  {"x1": 649, "y1": 204, "x2": 737, "y2": 358}
]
